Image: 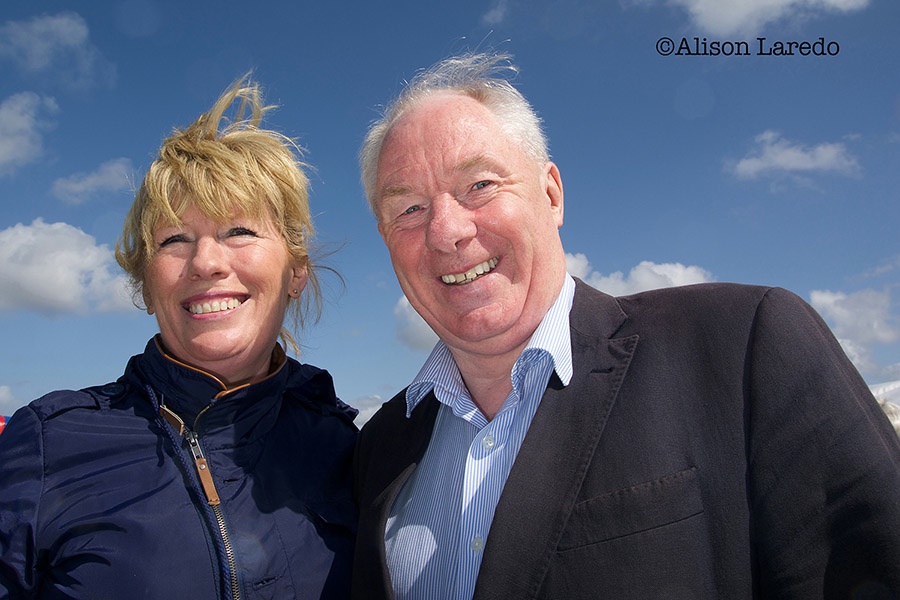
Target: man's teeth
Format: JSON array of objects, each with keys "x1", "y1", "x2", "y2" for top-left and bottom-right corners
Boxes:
[
  {"x1": 441, "y1": 258, "x2": 499, "y2": 285},
  {"x1": 189, "y1": 298, "x2": 242, "y2": 314}
]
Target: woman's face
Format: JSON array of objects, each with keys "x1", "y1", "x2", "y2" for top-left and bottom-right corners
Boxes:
[{"x1": 143, "y1": 204, "x2": 306, "y2": 385}]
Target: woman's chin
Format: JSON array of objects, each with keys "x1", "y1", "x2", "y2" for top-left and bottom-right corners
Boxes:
[{"x1": 171, "y1": 338, "x2": 271, "y2": 381}]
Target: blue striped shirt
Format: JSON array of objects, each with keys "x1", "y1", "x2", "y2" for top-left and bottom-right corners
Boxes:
[{"x1": 385, "y1": 274, "x2": 575, "y2": 599}]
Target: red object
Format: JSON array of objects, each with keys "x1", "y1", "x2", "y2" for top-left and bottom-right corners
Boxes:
[{"x1": 0, "y1": 415, "x2": 6, "y2": 435}]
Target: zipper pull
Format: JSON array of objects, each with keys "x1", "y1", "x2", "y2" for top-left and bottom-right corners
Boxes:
[
  {"x1": 160, "y1": 404, "x2": 185, "y2": 434},
  {"x1": 185, "y1": 430, "x2": 221, "y2": 505},
  {"x1": 160, "y1": 405, "x2": 221, "y2": 506}
]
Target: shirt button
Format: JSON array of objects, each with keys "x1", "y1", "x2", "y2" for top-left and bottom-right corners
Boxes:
[
  {"x1": 482, "y1": 434, "x2": 496, "y2": 451},
  {"x1": 471, "y1": 536, "x2": 485, "y2": 552}
]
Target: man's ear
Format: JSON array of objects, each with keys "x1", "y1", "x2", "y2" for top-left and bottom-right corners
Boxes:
[{"x1": 545, "y1": 161, "x2": 564, "y2": 228}]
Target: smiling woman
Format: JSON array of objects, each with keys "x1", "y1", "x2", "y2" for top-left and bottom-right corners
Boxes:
[
  {"x1": 117, "y1": 74, "x2": 321, "y2": 357},
  {"x1": 0, "y1": 76, "x2": 358, "y2": 599},
  {"x1": 141, "y1": 204, "x2": 303, "y2": 386}
]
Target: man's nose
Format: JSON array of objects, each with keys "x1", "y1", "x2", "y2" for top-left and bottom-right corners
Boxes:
[{"x1": 425, "y1": 194, "x2": 477, "y2": 253}]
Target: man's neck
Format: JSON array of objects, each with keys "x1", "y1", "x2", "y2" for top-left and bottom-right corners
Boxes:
[
  {"x1": 443, "y1": 271, "x2": 571, "y2": 420},
  {"x1": 451, "y1": 343, "x2": 525, "y2": 420}
]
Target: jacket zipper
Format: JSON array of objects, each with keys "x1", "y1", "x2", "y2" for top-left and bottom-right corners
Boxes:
[{"x1": 161, "y1": 405, "x2": 242, "y2": 600}]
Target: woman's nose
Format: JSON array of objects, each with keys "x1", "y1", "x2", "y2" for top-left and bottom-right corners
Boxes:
[{"x1": 189, "y1": 237, "x2": 228, "y2": 279}]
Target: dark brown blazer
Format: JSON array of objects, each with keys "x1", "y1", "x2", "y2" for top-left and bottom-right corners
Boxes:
[{"x1": 353, "y1": 279, "x2": 900, "y2": 599}]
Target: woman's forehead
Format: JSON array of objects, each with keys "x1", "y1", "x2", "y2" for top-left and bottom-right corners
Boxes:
[
  {"x1": 170, "y1": 190, "x2": 272, "y2": 218},
  {"x1": 152, "y1": 201, "x2": 274, "y2": 231}
]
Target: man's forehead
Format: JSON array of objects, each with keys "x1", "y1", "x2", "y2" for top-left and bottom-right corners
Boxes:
[
  {"x1": 377, "y1": 101, "x2": 503, "y2": 175},
  {"x1": 388, "y1": 94, "x2": 493, "y2": 143},
  {"x1": 373, "y1": 94, "x2": 529, "y2": 205}
]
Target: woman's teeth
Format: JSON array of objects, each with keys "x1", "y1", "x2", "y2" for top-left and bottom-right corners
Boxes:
[
  {"x1": 189, "y1": 298, "x2": 242, "y2": 314},
  {"x1": 441, "y1": 257, "x2": 499, "y2": 285}
]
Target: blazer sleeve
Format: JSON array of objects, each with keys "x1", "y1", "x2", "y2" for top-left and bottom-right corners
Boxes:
[
  {"x1": 0, "y1": 405, "x2": 45, "y2": 597},
  {"x1": 746, "y1": 287, "x2": 900, "y2": 597}
]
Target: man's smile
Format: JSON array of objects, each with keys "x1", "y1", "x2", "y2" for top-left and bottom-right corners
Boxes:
[{"x1": 440, "y1": 257, "x2": 499, "y2": 285}]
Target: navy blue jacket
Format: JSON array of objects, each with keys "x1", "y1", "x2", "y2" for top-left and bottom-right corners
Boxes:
[{"x1": 0, "y1": 338, "x2": 357, "y2": 599}]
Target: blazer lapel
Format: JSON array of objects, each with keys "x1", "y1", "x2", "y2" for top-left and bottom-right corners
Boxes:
[
  {"x1": 474, "y1": 280, "x2": 638, "y2": 599},
  {"x1": 353, "y1": 393, "x2": 440, "y2": 599},
  {"x1": 364, "y1": 392, "x2": 441, "y2": 513}
]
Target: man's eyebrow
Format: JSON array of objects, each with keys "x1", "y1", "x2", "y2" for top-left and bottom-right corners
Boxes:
[
  {"x1": 378, "y1": 184, "x2": 413, "y2": 202},
  {"x1": 456, "y1": 154, "x2": 494, "y2": 173},
  {"x1": 376, "y1": 155, "x2": 502, "y2": 202}
]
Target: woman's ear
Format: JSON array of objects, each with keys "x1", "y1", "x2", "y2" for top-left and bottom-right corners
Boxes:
[
  {"x1": 289, "y1": 264, "x2": 309, "y2": 298},
  {"x1": 142, "y1": 286, "x2": 155, "y2": 315}
]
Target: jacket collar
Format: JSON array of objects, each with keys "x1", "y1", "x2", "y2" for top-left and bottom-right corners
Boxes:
[
  {"x1": 126, "y1": 336, "x2": 290, "y2": 440},
  {"x1": 474, "y1": 278, "x2": 638, "y2": 598}
]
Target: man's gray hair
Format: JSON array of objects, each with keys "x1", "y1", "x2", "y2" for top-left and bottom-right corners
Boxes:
[
  {"x1": 878, "y1": 397, "x2": 900, "y2": 438},
  {"x1": 359, "y1": 52, "x2": 550, "y2": 213}
]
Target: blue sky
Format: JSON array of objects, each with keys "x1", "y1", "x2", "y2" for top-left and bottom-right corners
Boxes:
[{"x1": 1, "y1": 0, "x2": 898, "y2": 423}]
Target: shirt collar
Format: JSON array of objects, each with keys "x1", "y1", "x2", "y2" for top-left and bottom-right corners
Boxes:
[{"x1": 405, "y1": 273, "x2": 576, "y2": 417}]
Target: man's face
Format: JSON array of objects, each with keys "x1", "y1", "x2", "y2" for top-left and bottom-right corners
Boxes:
[{"x1": 375, "y1": 93, "x2": 566, "y2": 359}]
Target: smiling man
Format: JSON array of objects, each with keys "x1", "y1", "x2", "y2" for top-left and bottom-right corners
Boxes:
[
  {"x1": 374, "y1": 91, "x2": 566, "y2": 419},
  {"x1": 352, "y1": 52, "x2": 900, "y2": 599}
]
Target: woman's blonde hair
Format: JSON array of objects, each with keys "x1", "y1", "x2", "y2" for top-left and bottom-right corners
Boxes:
[{"x1": 116, "y1": 74, "x2": 320, "y2": 352}]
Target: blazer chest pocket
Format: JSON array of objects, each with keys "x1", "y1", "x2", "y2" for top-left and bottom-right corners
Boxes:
[{"x1": 558, "y1": 466, "x2": 703, "y2": 551}]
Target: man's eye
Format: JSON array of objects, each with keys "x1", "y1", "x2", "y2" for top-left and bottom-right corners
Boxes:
[
  {"x1": 472, "y1": 180, "x2": 492, "y2": 191},
  {"x1": 402, "y1": 205, "x2": 421, "y2": 215}
]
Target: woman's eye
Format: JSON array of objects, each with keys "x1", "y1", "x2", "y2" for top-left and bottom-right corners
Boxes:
[
  {"x1": 228, "y1": 226, "x2": 258, "y2": 237},
  {"x1": 158, "y1": 234, "x2": 187, "y2": 248}
]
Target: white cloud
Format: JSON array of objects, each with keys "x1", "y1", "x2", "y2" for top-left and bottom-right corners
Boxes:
[
  {"x1": 482, "y1": 0, "x2": 510, "y2": 25},
  {"x1": 862, "y1": 256, "x2": 900, "y2": 279},
  {"x1": 565, "y1": 253, "x2": 593, "y2": 280},
  {"x1": 663, "y1": 0, "x2": 869, "y2": 37},
  {"x1": 0, "y1": 385, "x2": 22, "y2": 416},
  {"x1": 0, "y1": 92, "x2": 59, "y2": 176},
  {"x1": 0, "y1": 12, "x2": 115, "y2": 90},
  {"x1": 870, "y1": 380, "x2": 900, "y2": 405},
  {"x1": 352, "y1": 394, "x2": 386, "y2": 427},
  {"x1": 567, "y1": 253, "x2": 715, "y2": 296},
  {"x1": 834, "y1": 336, "x2": 879, "y2": 375},
  {"x1": 394, "y1": 296, "x2": 439, "y2": 352},
  {"x1": 52, "y1": 158, "x2": 134, "y2": 204},
  {"x1": 730, "y1": 130, "x2": 860, "y2": 180},
  {"x1": 869, "y1": 380, "x2": 900, "y2": 436},
  {"x1": 0, "y1": 219, "x2": 133, "y2": 315},
  {"x1": 810, "y1": 289, "x2": 899, "y2": 346},
  {"x1": 810, "y1": 288, "x2": 900, "y2": 379}
]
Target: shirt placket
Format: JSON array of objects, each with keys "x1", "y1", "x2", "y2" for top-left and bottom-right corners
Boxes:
[{"x1": 455, "y1": 404, "x2": 514, "y2": 599}]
